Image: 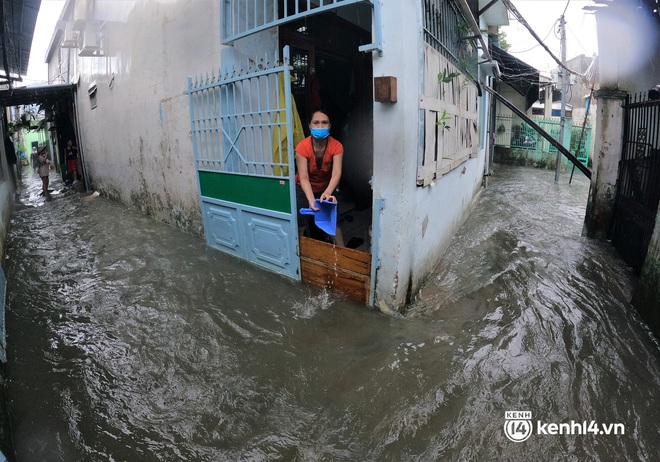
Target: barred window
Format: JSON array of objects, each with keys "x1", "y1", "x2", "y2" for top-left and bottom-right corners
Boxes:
[
  {"x1": 422, "y1": 0, "x2": 477, "y2": 78},
  {"x1": 223, "y1": 0, "x2": 369, "y2": 43}
]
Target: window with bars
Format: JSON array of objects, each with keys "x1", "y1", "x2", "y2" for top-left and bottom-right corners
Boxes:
[
  {"x1": 222, "y1": 0, "x2": 371, "y2": 43},
  {"x1": 422, "y1": 0, "x2": 477, "y2": 78}
]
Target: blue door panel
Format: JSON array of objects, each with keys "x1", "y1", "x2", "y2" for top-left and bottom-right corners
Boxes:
[
  {"x1": 202, "y1": 198, "x2": 298, "y2": 278},
  {"x1": 204, "y1": 202, "x2": 243, "y2": 256},
  {"x1": 244, "y1": 212, "x2": 293, "y2": 270}
]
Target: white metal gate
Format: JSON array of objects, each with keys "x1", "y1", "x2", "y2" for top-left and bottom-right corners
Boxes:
[{"x1": 187, "y1": 46, "x2": 300, "y2": 279}]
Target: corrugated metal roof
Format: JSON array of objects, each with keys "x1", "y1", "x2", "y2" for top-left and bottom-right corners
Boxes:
[
  {"x1": 490, "y1": 44, "x2": 541, "y2": 111},
  {"x1": 0, "y1": 82, "x2": 74, "y2": 106},
  {"x1": 0, "y1": 0, "x2": 41, "y2": 78},
  {"x1": 1, "y1": 0, "x2": 42, "y2": 81}
]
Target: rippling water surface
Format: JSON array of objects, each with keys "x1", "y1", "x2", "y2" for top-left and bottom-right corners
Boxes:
[{"x1": 4, "y1": 165, "x2": 660, "y2": 461}]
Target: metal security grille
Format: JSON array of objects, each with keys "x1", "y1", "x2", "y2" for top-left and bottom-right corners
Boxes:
[
  {"x1": 188, "y1": 57, "x2": 291, "y2": 177},
  {"x1": 611, "y1": 92, "x2": 660, "y2": 275},
  {"x1": 422, "y1": 0, "x2": 476, "y2": 75},
  {"x1": 222, "y1": 0, "x2": 378, "y2": 49},
  {"x1": 186, "y1": 47, "x2": 301, "y2": 280}
]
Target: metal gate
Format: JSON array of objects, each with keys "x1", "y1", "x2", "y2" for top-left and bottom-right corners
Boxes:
[
  {"x1": 187, "y1": 46, "x2": 300, "y2": 279},
  {"x1": 611, "y1": 91, "x2": 660, "y2": 275}
]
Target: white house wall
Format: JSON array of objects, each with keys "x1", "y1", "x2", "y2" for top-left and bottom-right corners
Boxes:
[
  {"x1": 372, "y1": 1, "x2": 486, "y2": 311},
  {"x1": 496, "y1": 85, "x2": 526, "y2": 117},
  {"x1": 52, "y1": 0, "x2": 229, "y2": 234}
]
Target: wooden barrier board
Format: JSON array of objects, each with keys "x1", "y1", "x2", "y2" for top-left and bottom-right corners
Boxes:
[{"x1": 299, "y1": 236, "x2": 372, "y2": 303}]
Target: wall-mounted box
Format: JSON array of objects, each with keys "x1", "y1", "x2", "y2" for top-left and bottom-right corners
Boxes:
[{"x1": 374, "y1": 76, "x2": 397, "y2": 103}]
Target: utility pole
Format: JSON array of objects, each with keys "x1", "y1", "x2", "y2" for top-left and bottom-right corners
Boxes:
[{"x1": 555, "y1": 15, "x2": 568, "y2": 183}]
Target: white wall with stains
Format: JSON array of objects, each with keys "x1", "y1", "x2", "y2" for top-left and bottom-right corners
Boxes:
[
  {"x1": 371, "y1": 1, "x2": 488, "y2": 311},
  {"x1": 49, "y1": 0, "x2": 228, "y2": 235}
]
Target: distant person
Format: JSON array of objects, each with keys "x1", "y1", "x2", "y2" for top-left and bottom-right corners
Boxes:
[
  {"x1": 65, "y1": 139, "x2": 79, "y2": 184},
  {"x1": 4, "y1": 135, "x2": 17, "y2": 188},
  {"x1": 36, "y1": 145, "x2": 51, "y2": 197}
]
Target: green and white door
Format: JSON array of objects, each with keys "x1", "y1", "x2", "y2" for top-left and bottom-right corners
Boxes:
[{"x1": 187, "y1": 47, "x2": 300, "y2": 279}]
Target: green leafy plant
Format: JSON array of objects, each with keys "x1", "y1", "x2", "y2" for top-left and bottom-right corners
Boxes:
[
  {"x1": 436, "y1": 110, "x2": 452, "y2": 130},
  {"x1": 9, "y1": 108, "x2": 45, "y2": 133},
  {"x1": 438, "y1": 69, "x2": 461, "y2": 84}
]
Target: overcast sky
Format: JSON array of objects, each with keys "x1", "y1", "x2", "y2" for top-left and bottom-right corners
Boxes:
[
  {"x1": 24, "y1": 0, "x2": 65, "y2": 84},
  {"x1": 25, "y1": 0, "x2": 598, "y2": 82},
  {"x1": 501, "y1": 0, "x2": 598, "y2": 73}
]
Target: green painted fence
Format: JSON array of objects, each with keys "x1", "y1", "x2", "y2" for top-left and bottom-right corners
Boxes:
[{"x1": 495, "y1": 115, "x2": 591, "y2": 166}]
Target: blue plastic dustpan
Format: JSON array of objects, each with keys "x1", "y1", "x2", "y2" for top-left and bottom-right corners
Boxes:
[{"x1": 299, "y1": 199, "x2": 337, "y2": 236}]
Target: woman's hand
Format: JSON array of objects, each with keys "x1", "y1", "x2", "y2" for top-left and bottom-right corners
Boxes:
[{"x1": 320, "y1": 192, "x2": 336, "y2": 203}]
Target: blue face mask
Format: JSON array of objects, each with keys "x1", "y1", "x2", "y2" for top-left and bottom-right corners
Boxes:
[{"x1": 310, "y1": 128, "x2": 330, "y2": 139}]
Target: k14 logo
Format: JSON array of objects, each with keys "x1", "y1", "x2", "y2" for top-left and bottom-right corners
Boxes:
[{"x1": 504, "y1": 411, "x2": 532, "y2": 442}]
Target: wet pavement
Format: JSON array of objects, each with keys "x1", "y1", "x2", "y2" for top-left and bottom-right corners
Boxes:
[{"x1": 3, "y1": 164, "x2": 660, "y2": 461}]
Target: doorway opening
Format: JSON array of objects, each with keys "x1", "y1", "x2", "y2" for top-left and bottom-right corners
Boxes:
[{"x1": 280, "y1": 7, "x2": 374, "y2": 302}]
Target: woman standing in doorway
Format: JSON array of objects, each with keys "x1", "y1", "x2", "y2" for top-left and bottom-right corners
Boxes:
[
  {"x1": 36, "y1": 145, "x2": 51, "y2": 197},
  {"x1": 295, "y1": 110, "x2": 344, "y2": 246}
]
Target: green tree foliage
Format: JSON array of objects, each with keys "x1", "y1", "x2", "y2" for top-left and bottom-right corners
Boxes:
[{"x1": 498, "y1": 31, "x2": 511, "y2": 51}]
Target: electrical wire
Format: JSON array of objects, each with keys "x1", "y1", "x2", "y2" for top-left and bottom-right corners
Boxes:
[
  {"x1": 501, "y1": 0, "x2": 584, "y2": 77},
  {"x1": 511, "y1": 20, "x2": 559, "y2": 53}
]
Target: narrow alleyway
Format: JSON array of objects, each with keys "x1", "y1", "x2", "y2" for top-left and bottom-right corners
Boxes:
[{"x1": 2, "y1": 165, "x2": 660, "y2": 461}]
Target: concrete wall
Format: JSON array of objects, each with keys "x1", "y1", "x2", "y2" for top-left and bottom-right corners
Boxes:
[
  {"x1": 0, "y1": 121, "x2": 15, "y2": 460},
  {"x1": 584, "y1": 2, "x2": 659, "y2": 238},
  {"x1": 50, "y1": 0, "x2": 227, "y2": 235},
  {"x1": 0, "y1": 180, "x2": 13, "y2": 264},
  {"x1": 585, "y1": 2, "x2": 659, "y2": 238},
  {"x1": 0, "y1": 123, "x2": 15, "y2": 262},
  {"x1": 582, "y1": 88, "x2": 626, "y2": 240},
  {"x1": 371, "y1": 2, "x2": 486, "y2": 311}
]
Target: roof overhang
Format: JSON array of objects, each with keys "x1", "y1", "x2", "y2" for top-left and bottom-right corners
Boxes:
[
  {"x1": 0, "y1": 83, "x2": 76, "y2": 107},
  {"x1": 491, "y1": 44, "x2": 540, "y2": 111},
  {"x1": 1, "y1": 0, "x2": 42, "y2": 82}
]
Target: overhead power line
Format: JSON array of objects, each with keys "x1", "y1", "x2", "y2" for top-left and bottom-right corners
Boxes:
[{"x1": 501, "y1": 0, "x2": 584, "y2": 77}]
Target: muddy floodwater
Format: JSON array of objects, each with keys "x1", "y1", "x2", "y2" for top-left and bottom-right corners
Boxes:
[{"x1": 3, "y1": 165, "x2": 660, "y2": 461}]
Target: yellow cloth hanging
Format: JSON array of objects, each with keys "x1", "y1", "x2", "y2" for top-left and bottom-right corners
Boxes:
[{"x1": 272, "y1": 73, "x2": 305, "y2": 177}]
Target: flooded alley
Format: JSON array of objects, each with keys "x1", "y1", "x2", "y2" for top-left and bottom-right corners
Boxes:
[{"x1": 3, "y1": 164, "x2": 660, "y2": 461}]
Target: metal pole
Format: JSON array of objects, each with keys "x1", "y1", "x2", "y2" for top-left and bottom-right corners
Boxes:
[{"x1": 555, "y1": 15, "x2": 567, "y2": 182}]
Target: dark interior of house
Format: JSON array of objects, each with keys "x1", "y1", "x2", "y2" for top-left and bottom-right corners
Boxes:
[{"x1": 280, "y1": 8, "x2": 374, "y2": 251}]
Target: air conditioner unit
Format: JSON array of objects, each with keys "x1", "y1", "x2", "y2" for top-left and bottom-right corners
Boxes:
[
  {"x1": 78, "y1": 28, "x2": 101, "y2": 57},
  {"x1": 61, "y1": 22, "x2": 78, "y2": 48}
]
